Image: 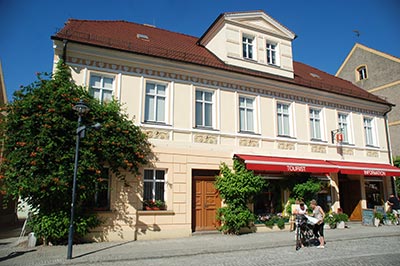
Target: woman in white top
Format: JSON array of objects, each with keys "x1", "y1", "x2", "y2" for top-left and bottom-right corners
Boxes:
[{"x1": 310, "y1": 199, "x2": 325, "y2": 248}]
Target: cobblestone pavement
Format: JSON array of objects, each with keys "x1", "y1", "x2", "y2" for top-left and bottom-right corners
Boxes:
[{"x1": 1, "y1": 223, "x2": 400, "y2": 266}]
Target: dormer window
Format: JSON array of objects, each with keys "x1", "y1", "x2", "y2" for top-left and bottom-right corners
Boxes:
[
  {"x1": 356, "y1": 65, "x2": 368, "y2": 81},
  {"x1": 266, "y1": 42, "x2": 278, "y2": 65},
  {"x1": 242, "y1": 35, "x2": 254, "y2": 59}
]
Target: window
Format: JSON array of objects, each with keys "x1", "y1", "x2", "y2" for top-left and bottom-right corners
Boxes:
[
  {"x1": 310, "y1": 108, "x2": 322, "y2": 140},
  {"x1": 195, "y1": 90, "x2": 213, "y2": 128},
  {"x1": 357, "y1": 66, "x2": 368, "y2": 81},
  {"x1": 89, "y1": 75, "x2": 114, "y2": 103},
  {"x1": 338, "y1": 113, "x2": 349, "y2": 143},
  {"x1": 143, "y1": 169, "x2": 165, "y2": 202},
  {"x1": 364, "y1": 117, "x2": 375, "y2": 146},
  {"x1": 242, "y1": 35, "x2": 254, "y2": 59},
  {"x1": 277, "y1": 103, "x2": 290, "y2": 136},
  {"x1": 85, "y1": 168, "x2": 111, "y2": 210},
  {"x1": 266, "y1": 42, "x2": 277, "y2": 65},
  {"x1": 145, "y1": 82, "x2": 166, "y2": 123},
  {"x1": 239, "y1": 96, "x2": 254, "y2": 132}
]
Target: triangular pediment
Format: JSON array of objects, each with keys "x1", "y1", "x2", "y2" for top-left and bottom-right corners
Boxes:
[{"x1": 225, "y1": 11, "x2": 296, "y2": 40}]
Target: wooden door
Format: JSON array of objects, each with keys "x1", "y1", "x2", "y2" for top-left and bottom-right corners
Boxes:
[
  {"x1": 193, "y1": 177, "x2": 221, "y2": 231},
  {"x1": 340, "y1": 179, "x2": 362, "y2": 221}
]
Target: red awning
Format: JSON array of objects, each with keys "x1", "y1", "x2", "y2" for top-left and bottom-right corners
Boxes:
[
  {"x1": 235, "y1": 154, "x2": 338, "y2": 174},
  {"x1": 328, "y1": 160, "x2": 400, "y2": 176}
]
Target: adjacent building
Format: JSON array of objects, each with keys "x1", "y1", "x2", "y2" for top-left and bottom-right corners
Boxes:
[
  {"x1": 52, "y1": 11, "x2": 400, "y2": 241},
  {"x1": 336, "y1": 43, "x2": 400, "y2": 158}
]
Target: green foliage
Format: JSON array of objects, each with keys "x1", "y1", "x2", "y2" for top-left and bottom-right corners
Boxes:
[
  {"x1": 386, "y1": 212, "x2": 397, "y2": 224},
  {"x1": 215, "y1": 159, "x2": 266, "y2": 234},
  {"x1": 374, "y1": 212, "x2": 384, "y2": 221},
  {"x1": 292, "y1": 179, "x2": 321, "y2": 202},
  {"x1": 216, "y1": 206, "x2": 255, "y2": 234},
  {"x1": 29, "y1": 211, "x2": 100, "y2": 245},
  {"x1": 324, "y1": 212, "x2": 348, "y2": 228},
  {"x1": 1, "y1": 61, "x2": 152, "y2": 243},
  {"x1": 276, "y1": 217, "x2": 286, "y2": 229}
]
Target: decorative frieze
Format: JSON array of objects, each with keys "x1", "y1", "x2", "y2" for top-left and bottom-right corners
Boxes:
[
  {"x1": 193, "y1": 134, "x2": 217, "y2": 145},
  {"x1": 277, "y1": 142, "x2": 295, "y2": 150},
  {"x1": 66, "y1": 56, "x2": 382, "y2": 116},
  {"x1": 239, "y1": 138, "x2": 259, "y2": 147},
  {"x1": 367, "y1": 150, "x2": 379, "y2": 157},
  {"x1": 342, "y1": 148, "x2": 354, "y2": 156},
  {"x1": 311, "y1": 145, "x2": 326, "y2": 153},
  {"x1": 144, "y1": 130, "x2": 169, "y2": 140}
]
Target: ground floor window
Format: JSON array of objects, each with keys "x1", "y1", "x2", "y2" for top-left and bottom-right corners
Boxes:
[
  {"x1": 85, "y1": 168, "x2": 111, "y2": 210},
  {"x1": 365, "y1": 180, "x2": 384, "y2": 209},
  {"x1": 143, "y1": 169, "x2": 166, "y2": 210}
]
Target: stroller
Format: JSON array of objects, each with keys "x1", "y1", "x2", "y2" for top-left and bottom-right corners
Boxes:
[{"x1": 295, "y1": 214, "x2": 320, "y2": 250}]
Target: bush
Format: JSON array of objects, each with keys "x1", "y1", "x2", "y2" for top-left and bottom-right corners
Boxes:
[
  {"x1": 29, "y1": 211, "x2": 100, "y2": 245},
  {"x1": 215, "y1": 159, "x2": 266, "y2": 234}
]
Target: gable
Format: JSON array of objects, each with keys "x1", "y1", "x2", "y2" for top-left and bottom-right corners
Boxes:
[{"x1": 225, "y1": 12, "x2": 296, "y2": 40}]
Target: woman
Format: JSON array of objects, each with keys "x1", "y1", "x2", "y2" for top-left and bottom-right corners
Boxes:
[{"x1": 310, "y1": 199, "x2": 325, "y2": 248}]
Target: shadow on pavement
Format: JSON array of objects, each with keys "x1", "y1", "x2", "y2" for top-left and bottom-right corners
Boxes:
[
  {"x1": 0, "y1": 250, "x2": 36, "y2": 263},
  {"x1": 73, "y1": 240, "x2": 136, "y2": 259}
]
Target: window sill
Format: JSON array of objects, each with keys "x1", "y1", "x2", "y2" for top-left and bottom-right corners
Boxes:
[
  {"x1": 143, "y1": 121, "x2": 172, "y2": 127},
  {"x1": 238, "y1": 131, "x2": 261, "y2": 136},
  {"x1": 366, "y1": 145, "x2": 379, "y2": 149},
  {"x1": 138, "y1": 210, "x2": 175, "y2": 215},
  {"x1": 193, "y1": 126, "x2": 219, "y2": 132},
  {"x1": 310, "y1": 139, "x2": 327, "y2": 143},
  {"x1": 277, "y1": 135, "x2": 296, "y2": 139}
]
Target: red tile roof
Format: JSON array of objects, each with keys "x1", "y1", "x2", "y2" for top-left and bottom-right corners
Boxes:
[{"x1": 52, "y1": 19, "x2": 390, "y2": 106}]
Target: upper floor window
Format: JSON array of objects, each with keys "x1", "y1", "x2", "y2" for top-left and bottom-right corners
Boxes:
[
  {"x1": 364, "y1": 117, "x2": 375, "y2": 146},
  {"x1": 310, "y1": 108, "x2": 322, "y2": 140},
  {"x1": 145, "y1": 82, "x2": 166, "y2": 123},
  {"x1": 266, "y1": 42, "x2": 278, "y2": 65},
  {"x1": 195, "y1": 90, "x2": 213, "y2": 128},
  {"x1": 277, "y1": 102, "x2": 291, "y2": 136},
  {"x1": 242, "y1": 35, "x2": 254, "y2": 59},
  {"x1": 338, "y1": 113, "x2": 350, "y2": 143},
  {"x1": 143, "y1": 169, "x2": 165, "y2": 202},
  {"x1": 239, "y1": 96, "x2": 254, "y2": 132},
  {"x1": 89, "y1": 75, "x2": 114, "y2": 103},
  {"x1": 357, "y1": 65, "x2": 368, "y2": 81}
]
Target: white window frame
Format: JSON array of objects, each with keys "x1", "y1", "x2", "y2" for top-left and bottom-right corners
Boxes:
[
  {"x1": 143, "y1": 169, "x2": 166, "y2": 202},
  {"x1": 239, "y1": 96, "x2": 255, "y2": 133},
  {"x1": 195, "y1": 89, "x2": 214, "y2": 128},
  {"x1": 144, "y1": 81, "x2": 167, "y2": 123},
  {"x1": 266, "y1": 41, "x2": 279, "y2": 66},
  {"x1": 309, "y1": 108, "x2": 322, "y2": 140},
  {"x1": 277, "y1": 102, "x2": 291, "y2": 137},
  {"x1": 363, "y1": 117, "x2": 376, "y2": 147},
  {"x1": 242, "y1": 34, "x2": 255, "y2": 60},
  {"x1": 89, "y1": 74, "x2": 114, "y2": 103},
  {"x1": 338, "y1": 113, "x2": 350, "y2": 143}
]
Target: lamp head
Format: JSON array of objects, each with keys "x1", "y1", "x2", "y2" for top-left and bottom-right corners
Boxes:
[{"x1": 72, "y1": 99, "x2": 89, "y2": 115}]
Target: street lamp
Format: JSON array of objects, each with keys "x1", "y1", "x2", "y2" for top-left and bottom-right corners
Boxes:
[{"x1": 67, "y1": 99, "x2": 89, "y2": 260}]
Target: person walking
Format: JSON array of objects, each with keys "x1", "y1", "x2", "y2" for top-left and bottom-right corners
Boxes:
[{"x1": 310, "y1": 199, "x2": 325, "y2": 248}]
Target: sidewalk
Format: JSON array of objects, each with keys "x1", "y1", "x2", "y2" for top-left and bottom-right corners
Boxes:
[{"x1": 1, "y1": 222, "x2": 399, "y2": 266}]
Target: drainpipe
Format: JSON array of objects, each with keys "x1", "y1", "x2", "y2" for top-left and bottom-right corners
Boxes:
[
  {"x1": 384, "y1": 106, "x2": 397, "y2": 197},
  {"x1": 62, "y1": 39, "x2": 69, "y2": 63}
]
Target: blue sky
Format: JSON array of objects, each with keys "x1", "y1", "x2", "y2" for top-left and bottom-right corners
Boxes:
[{"x1": 1, "y1": 0, "x2": 399, "y2": 101}]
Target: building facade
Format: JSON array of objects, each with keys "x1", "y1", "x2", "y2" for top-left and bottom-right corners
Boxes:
[
  {"x1": 52, "y1": 11, "x2": 400, "y2": 241},
  {"x1": 336, "y1": 43, "x2": 400, "y2": 157}
]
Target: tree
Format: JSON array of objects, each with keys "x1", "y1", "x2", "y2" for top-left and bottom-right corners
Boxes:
[
  {"x1": 393, "y1": 156, "x2": 400, "y2": 194},
  {"x1": 0, "y1": 62, "x2": 152, "y2": 244},
  {"x1": 215, "y1": 159, "x2": 266, "y2": 234}
]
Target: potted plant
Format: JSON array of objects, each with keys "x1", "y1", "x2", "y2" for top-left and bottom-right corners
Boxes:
[
  {"x1": 374, "y1": 212, "x2": 383, "y2": 227},
  {"x1": 143, "y1": 200, "x2": 166, "y2": 210},
  {"x1": 385, "y1": 212, "x2": 397, "y2": 225},
  {"x1": 335, "y1": 213, "x2": 349, "y2": 229},
  {"x1": 324, "y1": 214, "x2": 337, "y2": 229}
]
